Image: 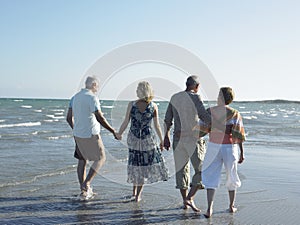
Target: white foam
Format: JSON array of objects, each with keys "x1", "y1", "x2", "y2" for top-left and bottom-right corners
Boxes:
[
  {"x1": 102, "y1": 105, "x2": 114, "y2": 109},
  {"x1": 253, "y1": 110, "x2": 265, "y2": 115},
  {"x1": 34, "y1": 109, "x2": 42, "y2": 113},
  {"x1": 240, "y1": 111, "x2": 251, "y2": 114},
  {"x1": 47, "y1": 135, "x2": 72, "y2": 140},
  {"x1": 244, "y1": 116, "x2": 258, "y2": 120},
  {"x1": 21, "y1": 105, "x2": 32, "y2": 109},
  {"x1": 0, "y1": 120, "x2": 5, "y2": 123},
  {"x1": 0, "y1": 122, "x2": 41, "y2": 128},
  {"x1": 48, "y1": 136, "x2": 59, "y2": 140},
  {"x1": 13, "y1": 99, "x2": 23, "y2": 102},
  {"x1": 46, "y1": 114, "x2": 64, "y2": 119}
]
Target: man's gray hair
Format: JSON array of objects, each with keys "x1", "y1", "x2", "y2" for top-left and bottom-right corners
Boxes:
[
  {"x1": 85, "y1": 76, "x2": 99, "y2": 89},
  {"x1": 186, "y1": 75, "x2": 200, "y2": 87}
]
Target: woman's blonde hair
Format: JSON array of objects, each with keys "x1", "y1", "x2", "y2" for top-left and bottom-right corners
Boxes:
[{"x1": 136, "y1": 81, "x2": 154, "y2": 103}]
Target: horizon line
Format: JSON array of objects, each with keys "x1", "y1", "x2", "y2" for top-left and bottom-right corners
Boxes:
[{"x1": 0, "y1": 97, "x2": 299, "y2": 103}]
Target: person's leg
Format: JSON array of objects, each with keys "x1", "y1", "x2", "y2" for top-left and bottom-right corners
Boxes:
[
  {"x1": 77, "y1": 160, "x2": 87, "y2": 191},
  {"x1": 132, "y1": 185, "x2": 137, "y2": 197},
  {"x1": 82, "y1": 159, "x2": 104, "y2": 189},
  {"x1": 179, "y1": 188, "x2": 189, "y2": 209},
  {"x1": 223, "y1": 144, "x2": 241, "y2": 191},
  {"x1": 189, "y1": 139, "x2": 206, "y2": 189},
  {"x1": 173, "y1": 140, "x2": 190, "y2": 207},
  {"x1": 135, "y1": 185, "x2": 144, "y2": 202},
  {"x1": 185, "y1": 186, "x2": 201, "y2": 212},
  {"x1": 185, "y1": 140, "x2": 206, "y2": 212},
  {"x1": 204, "y1": 189, "x2": 216, "y2": 218},
  {"x1": 222, "y1": 144, "x2": 240, "y2": 213},
  {"x1": 173, "y1": 159, "x2": 189, "y2": 209},
  {"x1": 202, "y1": 142, "x2": 223, "y2": 215},
  {"x1": 228, "y1": 190, "x2": 237, "y2": 213},
  {"x1": 82, "y1": 144, "x2": 106, "y2": 190},
  {"x1": 180, "y1": 188, "x2": 188, "y2": 199}
]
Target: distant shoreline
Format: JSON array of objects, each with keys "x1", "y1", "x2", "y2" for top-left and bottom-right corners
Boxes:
[{"x1": 1, "y1": 97, "x2": 299, "y2": 104}]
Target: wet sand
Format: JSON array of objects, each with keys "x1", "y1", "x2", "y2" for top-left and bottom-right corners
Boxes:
[{"x1": 1, "y1": 145, "x2": 300, "y2": 225}]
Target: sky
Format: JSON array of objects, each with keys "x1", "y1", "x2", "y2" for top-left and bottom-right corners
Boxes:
[{"x1": 0, "y1": 0, "x2": 299, "y2": 101}]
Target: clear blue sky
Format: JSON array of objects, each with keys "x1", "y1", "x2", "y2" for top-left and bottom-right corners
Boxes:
[{"x1": 0, "y1": 0, "x2": 299, "y2": 101}]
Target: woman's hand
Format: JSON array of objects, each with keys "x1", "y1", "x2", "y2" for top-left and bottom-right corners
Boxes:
[
  {"x1": 115, "y1": 132, "x2": 122, "y2": 140},
  {"x1": 238, "y1": 154, "x2": 244, "y2": 164},
  {"x1": 159, "y1": 141, "x2": 164, "y2": 151}
]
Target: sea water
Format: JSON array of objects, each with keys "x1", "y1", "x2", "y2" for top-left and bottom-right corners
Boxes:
[{"x1": 0, "y1": 98, "x2": 300, "y2": 224}]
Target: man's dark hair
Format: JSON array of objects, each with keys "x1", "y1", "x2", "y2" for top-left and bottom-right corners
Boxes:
[{"x1": 186, "y1": 75, "x2": 200, "y2": 87}]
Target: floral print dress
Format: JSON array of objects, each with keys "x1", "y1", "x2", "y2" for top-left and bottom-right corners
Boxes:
[{"x1": 127, "y1": 101, "x2": 169, "y2": 185}]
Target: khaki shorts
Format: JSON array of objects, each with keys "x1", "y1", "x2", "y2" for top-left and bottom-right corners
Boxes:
[
  {"x1": 74, "y1": 135, "x2": 105, "y2": 161},
  {"x1": 173, "y1": 137, "x2": 206, "y2": 189}
]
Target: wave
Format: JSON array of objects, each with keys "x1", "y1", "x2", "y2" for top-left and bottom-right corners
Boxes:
[
  {"x1": 47, "y1": 135, "x2": 72, "y2": 140},
  {"x1": 269, "y1": 113, "x2": 278, "y2": 117},
  {"x1": 46, "y1": 114, "x2": 64, "y2": 119},
  {"x1": 102, "y1": 105, "x2": 115, "y2": 109},
  {"x1": 51, "y1": 109, "x2": 65, "y2": 112},
  {"x1": 21, "y1": 105, "x2": 32, "y2": 109},
  {"x1": 0, "y1": 165, "x2": 76, "y2": 188},
  {"x1": 240, "y1": 111, "x2": 251, "y2": 114},
  {"x1": 0, "y1": 122, "x2": 41, "y2": 128},
  {"x1": 243, "y1": 116, "x2": 258, "y2": 120},
  {"x1": 237, "y1": 99, "x2": 300, "y2": 104},
  {"x1": 54, "y1": 112, "x2": 64, "y2": 115},
  {"x1": 253, "y1": 110, "x2": 265, "y2": 115},
  {"x1": 43, "y1": 119, "x2": 54, "y2": 122}
]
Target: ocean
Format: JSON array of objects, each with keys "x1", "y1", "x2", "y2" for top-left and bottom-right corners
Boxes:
[{"x1": 1, "y1": 98, "x2": 300, "y2": 224}]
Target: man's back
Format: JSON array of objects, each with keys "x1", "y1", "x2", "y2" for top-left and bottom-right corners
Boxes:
[
  {"x1": 71, "y1": 89, "x2": 100, "y2": 138},
  {"x1": 170, "y1": 91, "x2": 199, "y2": 133},
  {"x1": 165, "y1": 91, "x2": 210, "y2": 136}
]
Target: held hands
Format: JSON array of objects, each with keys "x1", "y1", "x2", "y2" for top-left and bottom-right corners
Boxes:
[
  {"x1": 112, "y1": 131, "x2": 119, "y2": 140},
  {"x1": 115, "y1": 132, "x2": 122, "y2": 140},
  {"x1": 112, "y1": 130, "x2": 122, "y2": 140}
]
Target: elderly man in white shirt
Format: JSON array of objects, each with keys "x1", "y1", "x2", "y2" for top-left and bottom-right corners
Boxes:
[{"x1": 67, "y1": 76, "x2": 117, "y2": 200}]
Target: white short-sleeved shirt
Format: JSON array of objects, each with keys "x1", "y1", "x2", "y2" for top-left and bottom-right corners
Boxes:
[{"x1": 69, "y1": 88, "x2": 101, "y2": 138}]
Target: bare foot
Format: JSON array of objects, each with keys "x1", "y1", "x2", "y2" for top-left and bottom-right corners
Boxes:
[
  {"x1": 185, "y1": 200, "x2": 201, "y2": 212},
  {"x1": 204, "y1": 209, "x2": 213, "y2": 218},
  {"x1": 229, "y1": 206, "x2": 237, "y2": 213},
  {"x1": 183, "y1": 201, "x2": 190, "y2": 210},
  {"x1": 135, "y1": 196, "x2": 142, "y2": 202}
]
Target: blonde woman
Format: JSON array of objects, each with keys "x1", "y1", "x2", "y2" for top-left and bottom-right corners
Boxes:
[{"x1": 117, "y1": 81, "x2": 169, "y2": 202}]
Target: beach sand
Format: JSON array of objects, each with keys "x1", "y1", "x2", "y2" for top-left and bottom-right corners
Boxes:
[{"x1": 1, "y1": 145, "x2": 300, "y2": 225}]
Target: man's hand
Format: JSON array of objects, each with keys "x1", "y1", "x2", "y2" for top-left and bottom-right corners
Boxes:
[{"x1": 163, "y1": 135, "x2": 171, "y2": 150}]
